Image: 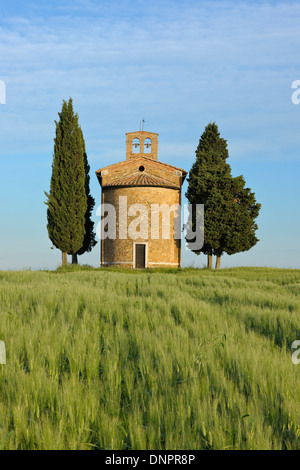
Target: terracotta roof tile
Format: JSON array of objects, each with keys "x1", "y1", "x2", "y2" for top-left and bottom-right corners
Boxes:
[{"x1": 102, "y1": 172, "x2": 179, "y2": 189}]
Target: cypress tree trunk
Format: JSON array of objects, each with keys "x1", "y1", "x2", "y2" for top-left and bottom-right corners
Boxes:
[
  {"x1": 72, "y1": 254, "x2": 78, "y2": 265},
  {"x1": 207, "y1": 249, "x2": 213, "y2": 269},
  {"x1": 215, "y1": 253, "x2": 222, "y2": 270},
  {"x1": 62, "y1": 252, "x2": 68, "y2": 266}
]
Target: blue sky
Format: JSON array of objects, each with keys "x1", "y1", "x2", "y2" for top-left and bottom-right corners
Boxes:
[{"x1": 0, "y1": 0, "x2": 299, "y2": 270}]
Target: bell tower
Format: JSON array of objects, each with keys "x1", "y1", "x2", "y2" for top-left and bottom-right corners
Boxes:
[{"x1": 126, "y1": 130, "x2": 159, "y2": 161}]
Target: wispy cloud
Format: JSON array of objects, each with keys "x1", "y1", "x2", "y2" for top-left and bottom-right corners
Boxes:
[{"x1": 1, "y1": 0, "x2": 299, "y2": 166}]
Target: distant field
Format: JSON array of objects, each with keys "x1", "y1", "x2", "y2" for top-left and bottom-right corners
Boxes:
[{"x1": 0, "y1": 266, "x2": 300, "y2": 450}]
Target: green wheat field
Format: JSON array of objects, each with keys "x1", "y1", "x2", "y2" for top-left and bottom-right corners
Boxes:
[{"x1": 0, "y1": 266, "x2": 300, "y2": 450}]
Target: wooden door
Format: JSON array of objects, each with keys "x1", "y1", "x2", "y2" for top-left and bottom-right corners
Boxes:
[{"x1": 135, "y1": 244, "x2": 146, "y2": 268}]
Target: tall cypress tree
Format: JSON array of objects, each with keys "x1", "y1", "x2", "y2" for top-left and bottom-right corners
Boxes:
[
  {"x1": 186, "y1": 122, "x2": 232, "y2": 268},
  {"x1": 45, "y1": 98, "x2": 87, "y2": 266},
  {"x1": 186, "y1": 122, "x2": 261, "y2": 269}
]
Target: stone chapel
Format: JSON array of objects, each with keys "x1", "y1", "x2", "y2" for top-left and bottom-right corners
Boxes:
[{"x1": 96, "y1": 130, "x2": 187, "y2": 268}]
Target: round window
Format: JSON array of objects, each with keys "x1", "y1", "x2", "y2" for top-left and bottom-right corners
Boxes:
[{"x1": 139, "y1": 165, "x2": 145, "y2": 172}]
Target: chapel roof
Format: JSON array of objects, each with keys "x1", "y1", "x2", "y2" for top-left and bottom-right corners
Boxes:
[{"x1": 96, "y1": 155, "x2": 187, "y2": 189}]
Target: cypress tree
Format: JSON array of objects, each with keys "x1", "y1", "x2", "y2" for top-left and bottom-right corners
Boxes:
[
  {"x1": 186, "y1": 122, "x2": 261, "y2": 269},
  {"x1": 186, "y1": 122, "x2": 231, "y2": 268},
  {"x1": 45, "y1": 98, "x2": 87, "y2": 266}
]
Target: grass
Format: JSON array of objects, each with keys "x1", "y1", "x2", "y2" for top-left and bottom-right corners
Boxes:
[{"x1": 0, "y1": 266, "x2": 300, "y2": 449}]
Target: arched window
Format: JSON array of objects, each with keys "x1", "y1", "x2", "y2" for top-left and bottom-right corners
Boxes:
[
  {"x1": 132, "y1": 137, "x2": 140, "y2": 153},
  {"x1": 144, "y1": 138, "x2": 152, "y2": 153}
]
